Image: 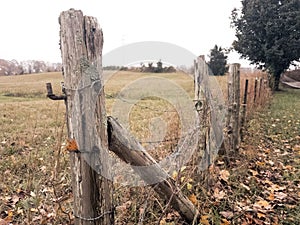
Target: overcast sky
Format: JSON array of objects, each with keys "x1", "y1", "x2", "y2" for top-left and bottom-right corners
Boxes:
[{"x1": 0, "y1": 0, "x2": 252, "y2": 66}]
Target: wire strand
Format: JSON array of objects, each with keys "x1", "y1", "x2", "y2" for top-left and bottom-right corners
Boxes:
[{"x1": 74, "y1": 210, "x2": 113, "y2": 221}]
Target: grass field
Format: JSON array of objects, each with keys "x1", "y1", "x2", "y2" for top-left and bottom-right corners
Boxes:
[
  {"x1": 2, "y1": 70, "x2": 296, "y2": 224},
  {"x1": 0, "y1": 71, "x2": 197, "y2": 224}
]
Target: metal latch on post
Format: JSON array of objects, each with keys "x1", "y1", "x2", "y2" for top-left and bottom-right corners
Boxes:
[{"x1": 46, "y1": 82, "x2": 66, "y2": 100}]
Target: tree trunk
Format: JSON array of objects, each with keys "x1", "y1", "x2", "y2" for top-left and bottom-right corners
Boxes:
[
  {"x1": 274, "y1": 73, "x2": 281, "y2": 91},
  {"x1": 59, "y1": 9, "x2": 113, "y2": 225}
]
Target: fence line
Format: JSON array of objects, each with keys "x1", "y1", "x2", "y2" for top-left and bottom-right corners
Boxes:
[
  {"x1": 47, "y1": 9, "x2": 273, "y2": 224},
  {"x1": 194, "y1": 60, "x2": 272, "y2": 162}
]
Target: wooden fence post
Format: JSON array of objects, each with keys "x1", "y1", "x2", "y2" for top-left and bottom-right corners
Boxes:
[
  {"x1": 194, "y1": 56, "x2": 210, "y2": 170},
  {"x1": 226, "y1": 63, "x2": 241, "y2": 153},
  {"x1": 253, "y1": 78, "x2": 258, "y2": 105},
  {"x1": 240, "y1": 79, "x2": 248, "y2": 141},
  {"x1": 59, "y1": 9, "x2": 113, "y2": 225},
  {"x1": 258, "y1": 78, "x2": 263, "y2": 106}
]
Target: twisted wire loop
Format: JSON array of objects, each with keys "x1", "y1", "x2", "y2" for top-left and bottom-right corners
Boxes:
[{"x1": 74, "y1": 210, "x2": 113, "y2": 221}]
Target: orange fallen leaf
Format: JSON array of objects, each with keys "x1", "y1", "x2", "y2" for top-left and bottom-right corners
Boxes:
[
  {"x1": 159, "y1": 218, "x2": 166, "y2": 225},
  {"x1": 257, "y1": 212, "x2": 265, "y2": 219},
  {"x1": 4, "y1": 210, "x2": 13, "y2": 223},
  {"x1": 188, "y1": 194, "x2": 197, "y2": 205},
  {"x1": 284, "y1": 165, "x2": 294, "y2": 171},
  {"x1": 220, "y1": 218, "x2": 231, "y2": 225},
  {"x1": 267, "y1": 193, "x2": 275, "y2": 201},
  {"x1": 253, "y1": 200, "x2": 271, "y2": 209},
  {"x1": 256, "y1": 161, "x2": 265, "y2": 166},
  {"x1": 200, "y1": 215, "x2": 210, "y2": 225},
  {"x1": 66, "y1": 138, "x2": 79, "y2": 152}
]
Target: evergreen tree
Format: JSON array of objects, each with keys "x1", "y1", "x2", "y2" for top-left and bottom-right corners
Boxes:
[
  {"x1": 231, "y1": 0, "x2": 300, "y2": 91},
  {"x1": 208, "y1": 45, "x2": 228, "y2": 75}
]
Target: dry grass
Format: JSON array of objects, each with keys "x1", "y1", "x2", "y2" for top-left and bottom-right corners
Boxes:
[
  {"x1": 0, "y1": 72, "x2": 63, "y2": 101},
  {"x1": 104, "y1": 71, "x2": 193, "y2": 162},
  {"x1": 0, "y1": 69, "x2": 272, "y2": 224},
  {"x1": 0, "y1": 71, "x2": 195, "y2": 224},
  {"x1": 0, "y1": 72, "x2": 70, "y2": 224}
]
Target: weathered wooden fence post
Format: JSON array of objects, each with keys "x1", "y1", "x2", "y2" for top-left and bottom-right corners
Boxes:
[
  {"x1": 258, "y1": 78, "x2": 263, "y2": 106},
  {"x1": 226, "y1": 63, "x2": 241, "y2": 153},
  {"x1": 194, "y1": 55, "x2": 210, "y2": 170},
  {"x1": 59, "y1": 9, "x2": 113, "y2": 225},
  {"x1": 253, "y1": 78, "x2": 258, "y2": 105},
  {"x1": 240, "y1": 79, "x2": 248, "y2": 141}
]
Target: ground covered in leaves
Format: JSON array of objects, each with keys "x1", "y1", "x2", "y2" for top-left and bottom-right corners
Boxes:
[{"x1": 197, "y1": 87, "x2": 300, "y2": 225}]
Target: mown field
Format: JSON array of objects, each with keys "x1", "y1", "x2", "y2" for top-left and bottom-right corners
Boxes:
[{"x1": 1, "y1": 71, "x2": 298, "y2": 225}]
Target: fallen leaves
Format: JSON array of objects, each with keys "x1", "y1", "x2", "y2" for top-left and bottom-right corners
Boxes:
[
  {"x1": 195, "y1": 92, "x2": 300, "y2": 225},
  {"x1": 240, "y1": 183, "x2": 250, "y2": 191},
  {"x1": 249, "y1": 169, "x2": 258, "y2": 176},
  {"x1": 267, "y1": 193, "x2": 275, "y2": 201},
  {"x1": 292, "y1": 145, "x2": 300, "y2": 152},
  {"x1": 256, "y1": 212, "x2": 266, "y2": 219},
  {"x1": 3, "y1": 210, "x2": 13, "y2": 223},
  {"x1": 220, "y1": 218, "x2": 231, "y2": 225},
  {"x1": 219, "y1": 170, "x2": 230, "y2": 182},
  {"x1": 219, "y1": 211, "x2": 234, "y2": 219},
  {"x1": 200, "y1": 215, "x2": 210, "y2": 225},
  {"x1": 253, "y1": 200, "x2": 271, "y2": 210},
  {"x1": 213, "y1": 188, "x2": 226, "y2": 200}
]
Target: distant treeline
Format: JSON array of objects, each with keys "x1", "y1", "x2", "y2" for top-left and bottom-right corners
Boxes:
[
  {"x1": 103, "y1": 61, "x2": 177, "y2": 73},
  {"x1": 0, "y1": 59, "x2": 62, "y2": 76}
]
